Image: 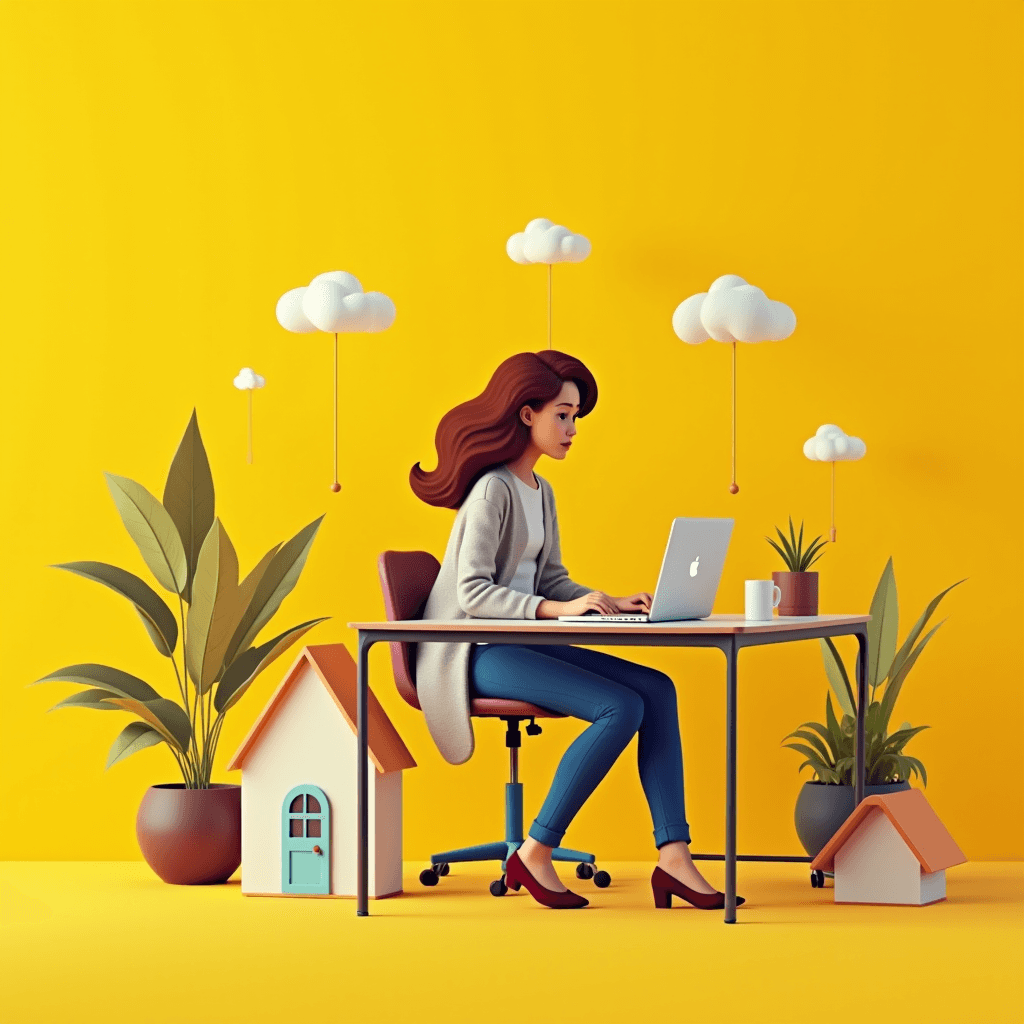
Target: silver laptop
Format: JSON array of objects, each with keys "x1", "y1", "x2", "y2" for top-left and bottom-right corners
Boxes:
[{"x1": 558, "y1": 517, "x2": 734, "y2": 622}]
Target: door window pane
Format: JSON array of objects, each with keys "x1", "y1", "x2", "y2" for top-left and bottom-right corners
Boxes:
[
  {"x1": 289, "y1": 818, "x2": 304, "y2": 837},
  {"x1": 307, "y1": 819, "x2": 322, "y2": 838},
  {"x1": 306, "y1": 794, "x2": 321, "y2": 813}
]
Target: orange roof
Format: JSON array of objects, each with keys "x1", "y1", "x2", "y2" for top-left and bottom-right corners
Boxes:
[
  {"x1": 227, "y1": 643, "x2": 417, "y2": 775},
  {"x1": 810, "y1": 788, "x2": 966, "y2": 874}
]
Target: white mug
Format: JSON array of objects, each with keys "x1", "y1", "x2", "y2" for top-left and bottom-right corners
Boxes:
[{"x1": 745, "y1": 579, "x2": 782, "y2": 620}]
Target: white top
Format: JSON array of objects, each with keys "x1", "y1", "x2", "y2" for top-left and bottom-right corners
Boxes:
[
  {"x1": 478, "y1": 472, "x2": 545, "y2": 647},
  {"x1": 508, "y1": 473, "x2": 545, "y2": 595}
]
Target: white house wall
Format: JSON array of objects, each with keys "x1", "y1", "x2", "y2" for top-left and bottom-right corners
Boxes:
[
  {"x1": 239, "y1": 664, "x2": 402, "y2": 898},
  {"x1": 834, "y1": 809, "x2": 925, "y2": 905}
]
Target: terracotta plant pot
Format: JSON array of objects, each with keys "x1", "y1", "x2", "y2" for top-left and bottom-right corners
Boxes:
[
  {"x1": 136, "y1": 783, "x2": 241, "y2": 885},
  {"x1": 772, "y1": 571, "x2": 819, "y2": 615}
]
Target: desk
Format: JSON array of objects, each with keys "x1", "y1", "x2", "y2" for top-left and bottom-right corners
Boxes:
[{"x1": 346, "y1": 613, "x2": 871, "y2": 923}]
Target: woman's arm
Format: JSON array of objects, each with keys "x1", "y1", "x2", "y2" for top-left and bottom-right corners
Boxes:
[{"x1": 456, "y1": 498, "x2": 544, "y2": 618}]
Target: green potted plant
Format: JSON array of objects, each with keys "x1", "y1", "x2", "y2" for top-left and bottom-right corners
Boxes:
[
  {"x1": 766, "y1": 516, "x2": 827, "y2": 615},
  {"x1": 33, "y1": 411, "x2": 329, "y2": 884},
  {"x1": 782, "y1": 556, "x2": 964, "y2": 863}
]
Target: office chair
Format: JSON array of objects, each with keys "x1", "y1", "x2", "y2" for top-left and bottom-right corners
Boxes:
[{"x1": 377, "y1": 550, "x2": 611, "y2": 896}]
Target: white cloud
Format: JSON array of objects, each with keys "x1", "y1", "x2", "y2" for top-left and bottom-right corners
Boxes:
[
  {"x1": 672, "y1": 274, "x2": 796, "y2": 344},
  {"x1": 276, "y1": 271, "x2": 396, "y2": 334},
  {"x1": 803, "y1": 424, "x2": 866, "y2": 462},
  {"x1": 506, "y1": 218, "x2": 591, "y2": 265},
  {"x1": 233, "y1": 367, "x2": 265, "y2": 390}
]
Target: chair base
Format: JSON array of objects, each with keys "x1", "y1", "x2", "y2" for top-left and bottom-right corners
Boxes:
[
  {"x1": 423, "y1": 719, "x2": 602, "y2": 888},
  {"x1": 430, "y1": 841, "x2": 595, "y2": 871}
]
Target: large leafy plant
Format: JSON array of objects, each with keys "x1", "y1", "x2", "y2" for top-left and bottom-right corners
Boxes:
[
  {"x1": 766, "y1": 515, "x2": 828, "y2": 572},
  {"x1": 34, "y1": 411, "x2": 328, "y2": 787},
  {"x1": 782, "y1": 557, "x2": 964, "y2": 786}
]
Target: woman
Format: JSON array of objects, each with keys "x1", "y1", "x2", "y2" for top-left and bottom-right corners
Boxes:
[{"x1": 410, "y1": 350, "x2": 744, "y2": 911}]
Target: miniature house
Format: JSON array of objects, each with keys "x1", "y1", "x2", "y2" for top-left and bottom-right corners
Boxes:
[
  {"x1": 227, "y1": 643, "x2": 416, "y2": 899},
  {"x1": 810, "y1": 788, "x2": 966, "y2": 906}
]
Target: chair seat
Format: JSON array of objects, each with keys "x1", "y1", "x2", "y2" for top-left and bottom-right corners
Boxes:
[{"x1": 470, "y1": 698, "x2": 566, "y2": 719}]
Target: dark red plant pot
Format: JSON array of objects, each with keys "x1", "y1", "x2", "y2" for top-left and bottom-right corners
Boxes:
[
  {"x1": 772, "y1": 571, "x2": 819, "y2": 616},
  {"x1": 136, "y1": 783, "x2": 241, "y2": 885}
]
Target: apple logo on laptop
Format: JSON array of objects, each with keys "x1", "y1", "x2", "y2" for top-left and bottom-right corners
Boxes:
[{"x1": 689, "y1": 555, "x2": 700, "y2": 577}]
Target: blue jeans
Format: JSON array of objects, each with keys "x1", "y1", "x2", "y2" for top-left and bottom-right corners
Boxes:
[{"x1": 469, "y1": 643, "x2": 692, "y2": 849}]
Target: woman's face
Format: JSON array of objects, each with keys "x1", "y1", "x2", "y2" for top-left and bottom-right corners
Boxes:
[{"x1": 520, "y1": 380, "x2": 580, "y2": 461}]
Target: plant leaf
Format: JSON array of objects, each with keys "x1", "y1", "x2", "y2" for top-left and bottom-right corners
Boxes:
[
  {"x1": 162, "y1": 409, "x2": 216, "y2": 605},
  {"x1": 904, "y1": 755, "x2": 928, "y2": 787},
  {"x1": 51, "y1": 560, "x2": 178, "y2": 657},
  {"x1": 800, "y1": 537, "x2": 827, "y2": 571},
  {"x1": 215, "y1": 617, "x2": 329, "y2": 713},
  {"x1": 765, "y1": 536, "x2": 792, "y2": 570},
  {"x1": 49, "y1": 688, "x2": 123, "y2": 711},
  {"x1": 783, "y1": 745, "x2": 833, "y2": 781},
  {"x1": 888, "y1": 578, "x2": 966, "y2": 686},
  {"x1": 107, "y1": 722, "x2": 165, "y2": 769},
  {"x1": 882, "y1": 725, "x2": 930, "y2": 754},
  {"x1": 788, "y1": 729, "x2": 833, "y2": 766},
  {"x1": 186, "y1": 520, "x2": 241, "y2": 694},
  {"x1": 774, "y1": 525, "x2": 797, "y2": 570},
  {"x1": 805, "y1": 550, "x2": 826, "y2": 570},
  {"x1": 102, "y1": 696, "x2": 193, "y2": 753},
  {"x1": 867, "y1": 557, "x2": 898, "y2": 688},
  {"x1": 819, "y1": 637, "x2": 856, "y2": 717},
  {"x1": 825, "y1": 691, "x2": 843, "y2": 748},
  {"x1": 794, "y1": 720, "x2": 838, "y2": 760},
  {"x1": 104, "y1": 473, "x2": 187, "y2": 595},
  {"x1": 221, "y1": 517, "x2": 324, "y2": 670},
  {"x1": 32, "y1": 664, "x2": 161, "y2": 702},
  {"x1": 796, "y1": 519, "x2": 805, "y2": 560},
  {"x1": 879, "y1": 619, "x2": 946, "y2": 735}
]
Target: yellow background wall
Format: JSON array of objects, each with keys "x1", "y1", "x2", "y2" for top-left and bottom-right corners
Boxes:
[{"x1": 1, "y1": 0, "x2": 1020, "y2": 863}]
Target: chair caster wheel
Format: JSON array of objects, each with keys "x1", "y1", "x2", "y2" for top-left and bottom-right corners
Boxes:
[
  {"x1": 811, "y1": 870, "x2": 825, "y2": 888},
  {"x1": 489, "y1": 877, "x2": 508, "y2": 897},
  {"x1": 576, "y1": 863, "x2": 595, "y2": 879},
  {"x1": 593, "y1": 870, "x2": 611, "y2": 888},
  {"x1": 420, "y1": 868, "x2": 439, "y2": 886},
  {"x1": 436, "y1": 862, "x2": 450, "y2": 876}
]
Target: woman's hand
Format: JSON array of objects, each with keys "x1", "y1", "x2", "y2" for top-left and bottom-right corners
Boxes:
[
  {"x1": 613, "y1": 592, "x2": 653, "y2": 613},
  {"x1": 556, "y1": 591, "x2": 620, "y2": 617}
]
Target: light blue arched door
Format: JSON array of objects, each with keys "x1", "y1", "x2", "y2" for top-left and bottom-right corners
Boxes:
[{"x1": 281, "y1": 785, "x2": 330, "y2": 894}]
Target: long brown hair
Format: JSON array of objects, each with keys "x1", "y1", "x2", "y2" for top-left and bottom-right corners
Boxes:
[{"x1": 410, "y1": 350, "x2": 598, "y2": 509}]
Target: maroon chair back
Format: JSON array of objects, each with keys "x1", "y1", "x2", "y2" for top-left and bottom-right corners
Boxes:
[
  {"x1": 377, "y1": 550, "x2": 441, "y2": 711},
  {"x1": 377, "y1": 549, "x2": 566, "y2": 722}
]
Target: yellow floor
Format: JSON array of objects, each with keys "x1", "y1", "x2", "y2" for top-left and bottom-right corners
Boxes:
[{"x1": 2, "y1": 861, "x2": 1021, "y2": 1024}]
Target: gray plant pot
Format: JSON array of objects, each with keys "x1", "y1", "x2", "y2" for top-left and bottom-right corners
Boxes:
[{"x1": 794, "y1": 779, "x2": 911, "y2": 859}]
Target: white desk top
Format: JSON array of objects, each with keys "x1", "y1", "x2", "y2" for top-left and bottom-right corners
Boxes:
[{"x1": 348, "y1": 613, "x2": 870, "y2": 635}]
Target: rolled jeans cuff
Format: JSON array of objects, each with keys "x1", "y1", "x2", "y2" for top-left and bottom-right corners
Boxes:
[
  {"x1": 528, "y1": 820, "x2": 564, "y2": 847},
  {"x1": 654, "y1": 823, "x2": 692, "y2": 848}
]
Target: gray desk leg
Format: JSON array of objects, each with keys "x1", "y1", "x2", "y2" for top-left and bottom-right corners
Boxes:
[
  {"x1": 357, "y1": 634, "x2": 371, "y2": 916},
  {"x1": 724, "y1": 637, "x2": 738, "y2": 924},
  {"x1": 855, "y1": 627, "x2": 868, "y2": 807}
]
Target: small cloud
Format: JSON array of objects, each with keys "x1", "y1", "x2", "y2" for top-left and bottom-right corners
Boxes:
[
  {"x1": 276, "y1": 271, "x2": 396, "y2": 334},
  {"x1": 673, "y1": 274, "x2": 796, "y2": 344},
  {"x1": 506, "y1": 218, "x2": 591, "y2": 265},
  {"x1": 233, "y1": 367, "x2": 265, "y2": 390},
  {"x1": 803, "y1": 424, "x2": 866, "y2": 462}
]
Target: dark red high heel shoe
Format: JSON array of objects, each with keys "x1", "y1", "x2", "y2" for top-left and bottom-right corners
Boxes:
[
  {"x1": 505, "y1": 851, "x2": 589, "y2": 909},
  {"x1": 651, "y1": 866, "x2": 746, "y2": 910}
]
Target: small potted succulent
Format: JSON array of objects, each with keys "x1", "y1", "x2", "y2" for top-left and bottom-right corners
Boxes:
[
  {"x1": 33, "y1": 411, "x2": 329, "y2": 884},
  {"x1": 782, "y1": 556, "x2": 964, "y2": 862},
  {"x1": 765, "y1": 516, "x2": 827, "y2": 615}
]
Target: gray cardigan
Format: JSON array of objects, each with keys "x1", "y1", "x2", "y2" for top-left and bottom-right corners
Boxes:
[{"x1": 415, "y1": 464, "x2": 592, "y2": 764}]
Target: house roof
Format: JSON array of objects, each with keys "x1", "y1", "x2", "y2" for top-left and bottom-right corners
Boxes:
[
  {"x1": 810, "y1": 788, "x2": 966, "y2": 874},
  {"x1": 226, "y1": 643, "x2": 417, "y2": 774}
]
